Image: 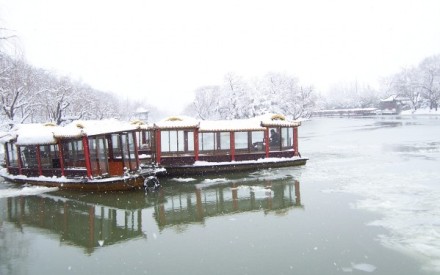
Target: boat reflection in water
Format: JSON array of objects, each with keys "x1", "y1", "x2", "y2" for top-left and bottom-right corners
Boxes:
[
  {"x1": 4, "y1": 175, "x2": 302, "y2": 253},
  {"x1": 155, "y1": 176, "x2": 302, "y2": 230},
  {"x1": 4, "y1": 191, "x2": 150, "y2": 254}
]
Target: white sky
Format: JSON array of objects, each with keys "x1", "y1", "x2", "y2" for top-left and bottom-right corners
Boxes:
[{"x1": 1, "y1": 0, "x2": 440, "y2": 113}]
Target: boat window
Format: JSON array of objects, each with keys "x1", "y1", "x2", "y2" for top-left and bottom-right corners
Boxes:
[
  {"x1": 39, "y1": 145, "x2": 59, "y2": 168},
  {"x1": 186, "y1": 131, "x2": 194, "y2": 151},
  {"x1": 199, "y1": 132, "x2": 214, "y2": 151},
  {"x1": 234, "y1": 132, "x2": 248, "y2": 150},
  {"x1": 6, "y1": 143, "x2": 19, "y2": 167},
  {"x1": 137, "y1": 130, "x2": 152, "y2": 150},
  {"x1": 128, "y1": 132, "x2": 137, "y2": 158},
  {"x1": 111, "y1": 134, "x2": 122, "y2": 159},
  {"x1": 117, "y1": 132, "x2": 137, "y2": 170},
  {"x1": 129, "y1": 132, "x2": 139, "y2": 170},
  {"x1": 281, "y1": 127, "x2": 292, "y2": 148},
  {"x1": 161, "y1": 130, "x2": 185, "y2": 152},
  {"x1": 251, "y1": 131, "x2": 265, "y2": 152},
  {"x1": 219, "y1": 132, "x2": 230, "y2": 150},
  {"x1": 199, "y1": 132, "x2": 230, "y2": 152},
  {"x1": 20, "y1": 146, "x2": 39, "y2": 168},
  {"x1": 269, "y1": 127, "x2": 281, "y2": 150},
  {"x1": 89, "y1": 136, "x2": 109, "y2": 176},
  {"x1": 62, "y1": 139, "x2": 86, "y2": 169},
  {"x1": 121, "y1": 134, "x2": 128, "y2": 157}
]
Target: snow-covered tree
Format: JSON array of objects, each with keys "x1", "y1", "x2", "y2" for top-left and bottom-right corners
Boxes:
[
  {"x1": 191, "y1": 85, "x2": 221, "y2": 120},
  {"x1": 217, "y1": 73, "x2": 254, "y2": 119},
  {"x1": 389, "y1": 67, "x2": 423, "y2": 110},
  {"x1": 0, "y1": 54, "x2": 36, "y2": 127},
  {"x1": 261, "y1": 72, "x2": 315, "y2": 119},
  {"x1": 419, "y1": 55, "x2": 440, "y2": 111},
  {"x1": 185, "y1": 72, "x2": 316, "y2": 120}
]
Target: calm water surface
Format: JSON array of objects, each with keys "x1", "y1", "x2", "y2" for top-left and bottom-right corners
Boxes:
[{"x1": 1, "y1": 116, "x2": 440, "y2": 275}]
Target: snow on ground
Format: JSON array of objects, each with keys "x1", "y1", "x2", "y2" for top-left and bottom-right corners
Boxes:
[
  {"x1": 401, "y1": 108, "x2": 440, "y2": 115},
  {"x1": 0, "y1": 186, "x2": 59, "y2": 198}
]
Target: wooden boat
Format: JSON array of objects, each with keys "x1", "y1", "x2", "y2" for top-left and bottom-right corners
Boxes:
[
  {"x1": 0, "y1": 119, "x2": 164, "y2": 191},
  {"x1": 0, "y1": 114, "x2": 307, "y2": 189},
  {"x1": 153, "y1": 113, "x2": 307, "y2": 176}
]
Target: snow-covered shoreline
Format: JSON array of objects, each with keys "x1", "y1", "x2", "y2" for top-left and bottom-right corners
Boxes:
[{"x1": 401, "y1": 108, "x2": 440, "y2": 115}]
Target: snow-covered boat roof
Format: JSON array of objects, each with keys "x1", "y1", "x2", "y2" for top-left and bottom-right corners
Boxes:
[
  {"x1": 259, "y1": 114, "x2": 301, "y2": 127},
  {"x1": 199, "y1": 118, "x2": 265, "y2": 132},
  {"x1": 2, "y1": 119, "x2": 152, "y2": 145},
  {"x1": 1, "y1": 114, "x2": 300, "y2": 145},
  {"x1": 154, "y1": 116, "x2": 200, "y2": 130},
  {"x1": 6, "y1": 123, "x2": 60, "y2": 145},
  {"x1": 59, "y1": 119, "x2": 150, "y2": 137},
  {"x1": 155, "y1": 114, "x2": 300, "y2": 132}
]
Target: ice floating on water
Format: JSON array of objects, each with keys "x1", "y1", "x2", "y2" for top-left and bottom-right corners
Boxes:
[
  {"x1": 0, "y1": 186, "x2": 59, "y2": 198},
  {"x1": 170, "y1": 177, "x2": 197, "y2": 182},
  {"x1": 195, "y1": 178, "x2": 231, "y2": 189},
  {"x1": 341, "y1": 263, "x2": 377, "y2": 273},
  {"x1": 351, "y1": 263, "x2": 377, "y2": 272}
]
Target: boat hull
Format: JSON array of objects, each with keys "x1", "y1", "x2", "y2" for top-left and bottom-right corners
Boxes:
[
  {"x1": 0, "y1": 174, "x2": 145, "y2": 191},
  {"x1": 163, "y1": 157, "x2": 308, "y2": 177},
  {"x1": 0, "y1": 167, "x2": 165, "y2": 191}
]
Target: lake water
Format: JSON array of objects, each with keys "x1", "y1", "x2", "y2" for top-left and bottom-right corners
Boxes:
[{"x1": 1, "y1": 116, "x2": 440, "y2": 275}]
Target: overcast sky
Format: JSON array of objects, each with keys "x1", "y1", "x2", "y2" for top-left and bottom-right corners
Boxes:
[{"x1": 1, "y1": 0, "x2": 440, "y2": 113}]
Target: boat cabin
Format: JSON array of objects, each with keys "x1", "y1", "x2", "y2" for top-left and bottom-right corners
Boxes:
[
  {"x1": 153, "y1": 114, "x2": 300, "y2": 167},
  {"x1": 1, "y1": 114, "x2": 303, "y2": 180},
  {"x1": 2, "y1": 119, "x2": 153, "y2": 179}
]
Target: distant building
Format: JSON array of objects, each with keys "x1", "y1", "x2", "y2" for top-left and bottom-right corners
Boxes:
[
  {"x1": 135, "y1": 107, "x2": 149, "y2": 122},
  {"x1": 379, "y1": 95, "x2": 410, "y2": 115}
]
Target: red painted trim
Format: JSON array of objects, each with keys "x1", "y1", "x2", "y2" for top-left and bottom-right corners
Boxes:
[
  {"x1": 17, "y1": 146, "x2": 23, "y2": 175},
  {"x1": 4, "y1": 144, "x2": 10, "y2": 167},
  {"x1": 230, "y1": 131, "x2": 235, "y2": 161},
  {"x1": 36, "y1": 145, "x2": 42, "y2": 176},
  {"x1": 293, "y1": 127, "x2": 299, "y2": 156},
  {"x1": 133, "y1": 132, "x2": 140, "y2": 169},
  {"x1": 58, "y1": 141, "x2": 65, "y2": 177},
  {"x1": 194, "y1": 129, "x2": 199, "y2": 161},
  {"x1": 155, "y1": 130, "x2": 161, "y2": 164},
  {"x1": 264, "y1": 128, "x2": 270, "y2": 157},
  {"x1": 82, "y1": 136, "x2": 93, "y2": 178}
]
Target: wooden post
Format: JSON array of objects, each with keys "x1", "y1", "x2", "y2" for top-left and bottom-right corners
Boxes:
[
  {"x1": 82, "y1": 136, "x2": 93, "y2": 178},
  {"x1": 36, "y1": 145, "x2": 42, "y2": 176},
  {"x1": 264, "y1": 128, "x2": 270, "y2": 158},
  {"x1": 4, "y1": 144, "x2": 10, "y2": 168},
  {"x1": 230, "y1": 131, "x2": 235, "y2": 161},
  {"x1": 17, "y1": 146, "x2": 23, "y2": 175},
  {"x1": 58, "y1": 141, "x2": 65, "y2": 177},
  {"x1": 155, "y1": 130, "x2": 161, "y2": 165},
  {"x1": 194, "y1": 129, "x2": 199, "y2": 161},
  {"x1": 133, "y1": 132, "x2": 140, "y2": 169},
  {"x1": 293, "y1": 127, "x2": 299, "y2": 156}
]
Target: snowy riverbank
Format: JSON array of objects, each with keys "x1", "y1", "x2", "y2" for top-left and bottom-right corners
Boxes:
[{"x1": 401, "y1": 108, "x2": 440, "y2": 115}]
